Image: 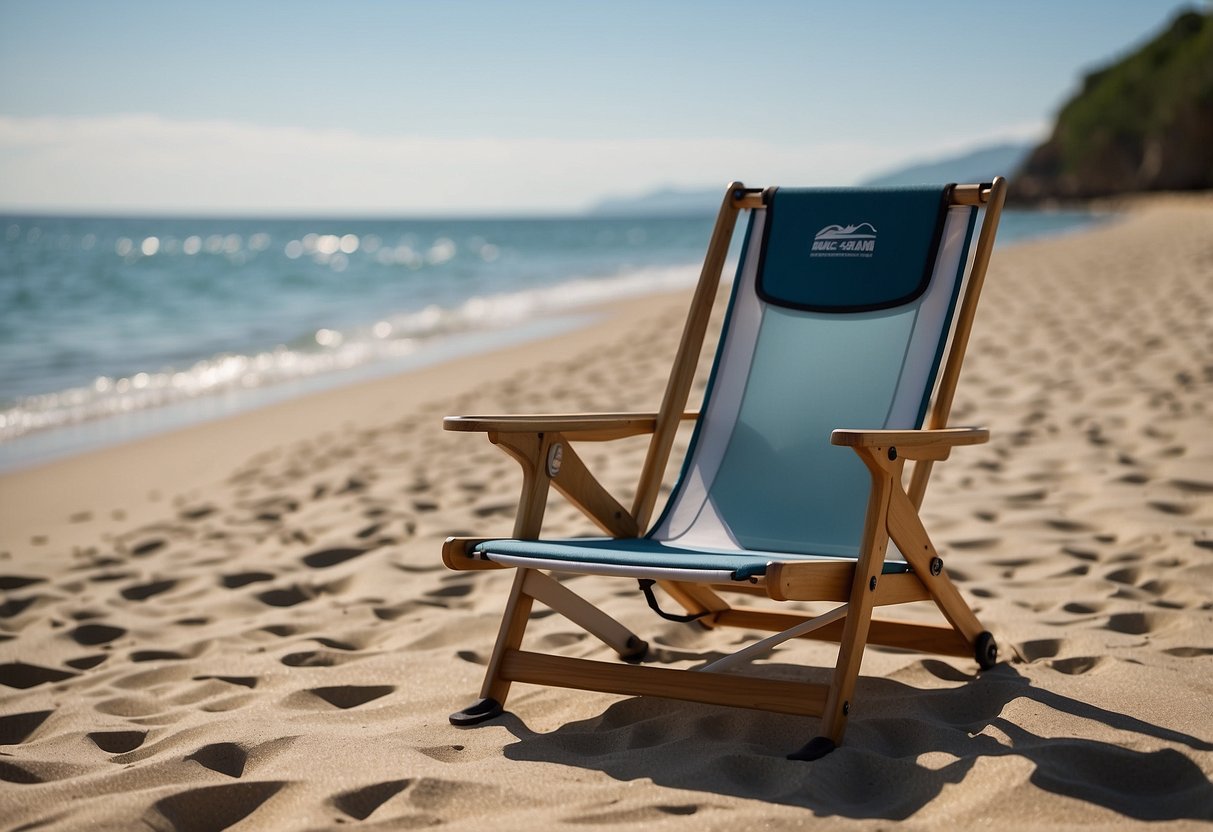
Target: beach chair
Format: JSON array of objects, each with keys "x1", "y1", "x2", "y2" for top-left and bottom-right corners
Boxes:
[{"x1": 441, "y1": 179, "x2": 1007, "y2": 759}]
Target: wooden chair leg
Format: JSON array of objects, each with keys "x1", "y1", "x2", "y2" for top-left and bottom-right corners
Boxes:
[
  {"x1": 451, "y1": 568, "x2": 535, "y2": 726},
  {"x1": 790, "y1": 453, "x2": 897, "y2": 760},
  {"x1": 452, "y1": 432, "x2": 554, "y2": 726}
]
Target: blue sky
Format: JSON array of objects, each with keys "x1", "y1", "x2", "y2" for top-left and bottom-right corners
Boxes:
[{"x1": 0, "y1": 0, "x2": 1201, "y2": 215}]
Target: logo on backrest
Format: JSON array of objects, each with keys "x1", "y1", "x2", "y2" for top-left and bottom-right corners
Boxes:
[{"x1": 811, "y1": 223, "x2": 877, "y2": 258}]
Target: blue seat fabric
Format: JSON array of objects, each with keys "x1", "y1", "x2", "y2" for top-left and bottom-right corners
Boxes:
[{"x1": 474, "y1": 537, "x2": 910, "y2": 580}]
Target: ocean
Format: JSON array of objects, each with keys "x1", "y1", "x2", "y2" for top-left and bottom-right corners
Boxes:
[{"x1": 0, "y1": 208, "x2": 1104, "y2": 471}]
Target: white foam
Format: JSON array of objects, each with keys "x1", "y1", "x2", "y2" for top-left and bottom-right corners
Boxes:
[{"x1": 0, "y1": 262, "x2": 710, "y2": 442}]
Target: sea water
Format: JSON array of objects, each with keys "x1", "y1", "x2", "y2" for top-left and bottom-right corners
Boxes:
[{"x1": 0, "y1": 209, "x2": 1104, "y2": 470}]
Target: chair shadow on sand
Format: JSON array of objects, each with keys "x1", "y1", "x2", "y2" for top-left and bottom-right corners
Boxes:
[{"x1": 497, "y1": 658, "x2": 1213, "y2": 821}]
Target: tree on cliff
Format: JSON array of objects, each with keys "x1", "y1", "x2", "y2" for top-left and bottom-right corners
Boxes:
[{"x1": 1011, "y1": 8, "x2": 1213, "y2": 202}]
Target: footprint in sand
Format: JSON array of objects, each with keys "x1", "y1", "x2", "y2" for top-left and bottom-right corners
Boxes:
[
  {"x1": 1046, "y1": 518, "x2": 1094, "y2": 533},
  {"x1": 371, "y1": 600, "x2": 432, "y2": 621},
  {"x1": 280, "y1": 650, "x2": 359, "y2": 668},
  {"x1": 1171, "y1": 479, "x2": 1213, "y2": 494},
  {"x1": 331, "y1": 779, "x2": 412, "y2": 821},
  {"x1": 178, "y1": 505, "x2": 216, "y2": 520},
  {"x1": 0, "y1": 710, "x2": 54, "y2": 744},
  {"x1": 69, "y1": 623, "x2": 126, "y2": 646},
  {"x1": 417, "y1": 745, "x2": 470, "y2": 763},
  {"x1": 146, "y1": 782, "x2": 285, "y2": 832},
  {"x1": 120, "y1": 578, "x2": 177, "y2": 601},
  {"x1": 256, "y1": 585, "x2": 312, "y2": 607},
  {"x1": 0, "y1": 758, "x2": 44, "y2": 784},
  {"x1": 1049, "y1": 656, "x2": 1110, "y2": 675},
  {"x1": 88, "y1": 729, "x2": 147, "y2": 754},
  {"x1": 570, "y1": 804, "x2": 701, "y2": 824},
  {"x1": 0, "y1": 596, "x2": 38, "y2": 618},
  {"x1": 88, "y1": 570, "x2": 134, "y2": 583},
  {"x1": 1062, "y1": 546, "x2": 1099, "y2": 562},
  {"x1": 0, "y1": 663, "x2": 77, "y2": 689},
  {"x1": 259, "y1": 624, "x2": 297, "y2": 637},
  {"x1": 221, "y1": 571, "x2": 274, "y2": 589},
  {"x1": 425, "y1": 582, "x2": 474, "y2": 599},
  {"x1": 0, "y1": 575, "x2": 45, "y2": 591},
  {"x1": 1103, "y1": 611, "x2": 1174, "y2": 636},
  {"x1": 185, "y1": 742, "x2": 247, "y2": 778},
  {"x1": 193, "y1": 675, "x2": 257, "y2": 689},
  {"x1": 301, "y1": 547, "x2": 367, "y2": 569},
  {"x1": 1016, "y1": 638, "x2": 1062, "y2": 662},
  {"x1": 355, "y1": 522, "x2": 383, "y2": 540},
  {"x1": 130, "y1": 538, "x2": 167, "y2": 557},
  {"x1": 1164, "y1": 646, "x2": 1213, "y2": 658},
  {"x1": 947, "y1": 537, "x2": 1001, "y2": 551},
  {"x1": 1148, "y1": 501, "x2": 1197, "y2": 516},
  {"x1": 131, "y1": 650, "x2": 187, "y2": 662},
  {"x1": 64, "y1": 653, "x2": 108, "y2": 671},
  {"x1": 1105, "y1": 566, "x2": 1142, "y2": 585},
  {"x1": 297, "y1": 685, "x2": 395, "y2": 710},
  {"x1": 405, "y1": 778, "x2": 524, "y2": 814},
  {"x1": 456, "y1": 650, "x2": 486, "y2": 665}
]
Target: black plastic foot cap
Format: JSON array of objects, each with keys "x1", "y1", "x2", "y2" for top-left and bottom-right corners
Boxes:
[
  {"x1": 620, "y1": 636, "x2": 649, "y2": 663},
  {"x1": 787, "y1": 736, "x2": 836, "y2": 761},
  {"x1": 975, "y1": 631, "x2": 999, "y2": 670},
  {"x1": 449, "y1": 697, "x2": 504, "y2": 727}
]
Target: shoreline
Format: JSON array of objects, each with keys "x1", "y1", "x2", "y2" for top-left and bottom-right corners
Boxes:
[
  {"x1": 0, "y1": 206, "x2": 1108, "y2": 475},
  {"x1": 0, "y1": 313, "x2": 598, "y2": 475},
  {"x1": 0, "y1": 289, "x2": 695, "y2": 555},
  {"x1": 1, "y1": 195, "x2": 1211, "y2": 829}
]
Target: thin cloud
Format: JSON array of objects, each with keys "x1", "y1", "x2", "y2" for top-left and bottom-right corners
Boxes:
[{"x1": 0, "y1": 114, "x2": 1041, "y2": 215}]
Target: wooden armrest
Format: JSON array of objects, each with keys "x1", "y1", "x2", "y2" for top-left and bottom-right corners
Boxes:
[
  {"x1": 443, "y1": 412, "x2": 698, "y2": 441},
  {"x1": 830, "y1": 427, "x2": 988, "y2": 461},
  {"x1": 830, "y1": 427, "x2": 988, "y2": 448}
]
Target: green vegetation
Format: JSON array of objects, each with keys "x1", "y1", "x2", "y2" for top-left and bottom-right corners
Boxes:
[{"x1": 1012, "y1": 8, "x2": 1213, "y2": 200}]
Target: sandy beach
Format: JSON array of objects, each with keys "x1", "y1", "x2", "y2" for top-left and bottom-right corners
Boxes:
[{"x1": 1, "y1": 197, "x2": 1211, "y2": 829}]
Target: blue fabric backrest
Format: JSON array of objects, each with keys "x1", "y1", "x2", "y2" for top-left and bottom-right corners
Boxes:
[
  {"x1": 759, "y1": 187, "x2": 951, "y2": 311},
  {"x1": 651, "y1": 187, "x2": 976, "y2": 558}
]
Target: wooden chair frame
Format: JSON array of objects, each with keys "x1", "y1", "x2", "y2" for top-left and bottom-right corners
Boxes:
[{"x1": 441, "y1": 178, "x2": 1007, "y2": 759}]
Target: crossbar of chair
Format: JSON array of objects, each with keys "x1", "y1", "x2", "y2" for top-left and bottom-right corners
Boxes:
[
  {"x1": 713, "y1": 607, "x2": 972, "y2": 658},
  {"x1": 500, "y1": 650, "x2": 828, "y2": 717},
  {"x1": 700, "y1": 603, "x2": 849, "y2": 672},
  {"x1": 521, "y1": 570, "x2": 642, "y2": 658}
]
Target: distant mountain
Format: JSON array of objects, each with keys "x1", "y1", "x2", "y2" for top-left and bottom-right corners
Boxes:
[
  {"x1": 589, "y1": 142, "x2": 1031, "y2": 216},
  {"x1": 1012, "y1": 8, "x2": 1213, "y2": 202},
  {"x1": 860, "y1": 143, "x2": 1032, "y2": 188},
  {"x1": 587, "y1": 186, "x2": 722, "y2": 217}
]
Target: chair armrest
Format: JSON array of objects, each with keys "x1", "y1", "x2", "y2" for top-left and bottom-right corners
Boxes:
[
  {"x1": 443, "y1": 412, "x2": 698, "y2": 442},
  {"x1": 830, "y1": 427, "x2": 988, "y2": 461}
]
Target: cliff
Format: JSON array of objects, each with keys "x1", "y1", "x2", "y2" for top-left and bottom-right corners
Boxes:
[{"x1": 1011, "y1": 9, "x2": 1213, "y2": 202}]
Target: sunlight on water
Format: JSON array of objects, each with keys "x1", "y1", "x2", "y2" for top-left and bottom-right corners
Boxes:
[{"x1": 0, "y1": 209, "x2": 1104, "y2": 459}]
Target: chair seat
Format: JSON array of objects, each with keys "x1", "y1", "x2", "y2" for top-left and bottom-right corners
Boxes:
[{"x1": 474, "y1": 537, "x2": 910, "y2": 580}]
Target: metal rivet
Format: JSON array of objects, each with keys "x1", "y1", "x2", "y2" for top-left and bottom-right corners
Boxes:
[
  {"x1": 842, "y1": 701, "x2": 850, "y2": 716},
  {"x1": 546, "y1": 443, "x2": 564, "y2": 477},
  {"x1": 888, "y1": 447, "x2": 898, "y2": 461},
  {"x1": 869, "y1": 576, "x2": 877, "y2": 591},
  {"x1": 930, "y1": 557, "x2": 944, "y2": 576}
]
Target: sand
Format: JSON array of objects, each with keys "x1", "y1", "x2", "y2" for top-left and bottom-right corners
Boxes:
[{"x1": 1, "y1": 197, "x2": 1211, "y2": 830}]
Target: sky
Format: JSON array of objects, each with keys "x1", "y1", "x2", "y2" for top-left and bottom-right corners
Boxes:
[{"x1": 0, "y1": 0, "x2": 1202, "y2": 216}]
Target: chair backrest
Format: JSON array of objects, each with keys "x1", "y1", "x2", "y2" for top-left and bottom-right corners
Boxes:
[{"x1": 648, "y1": 186, "x2": 981, "y2": 558}]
